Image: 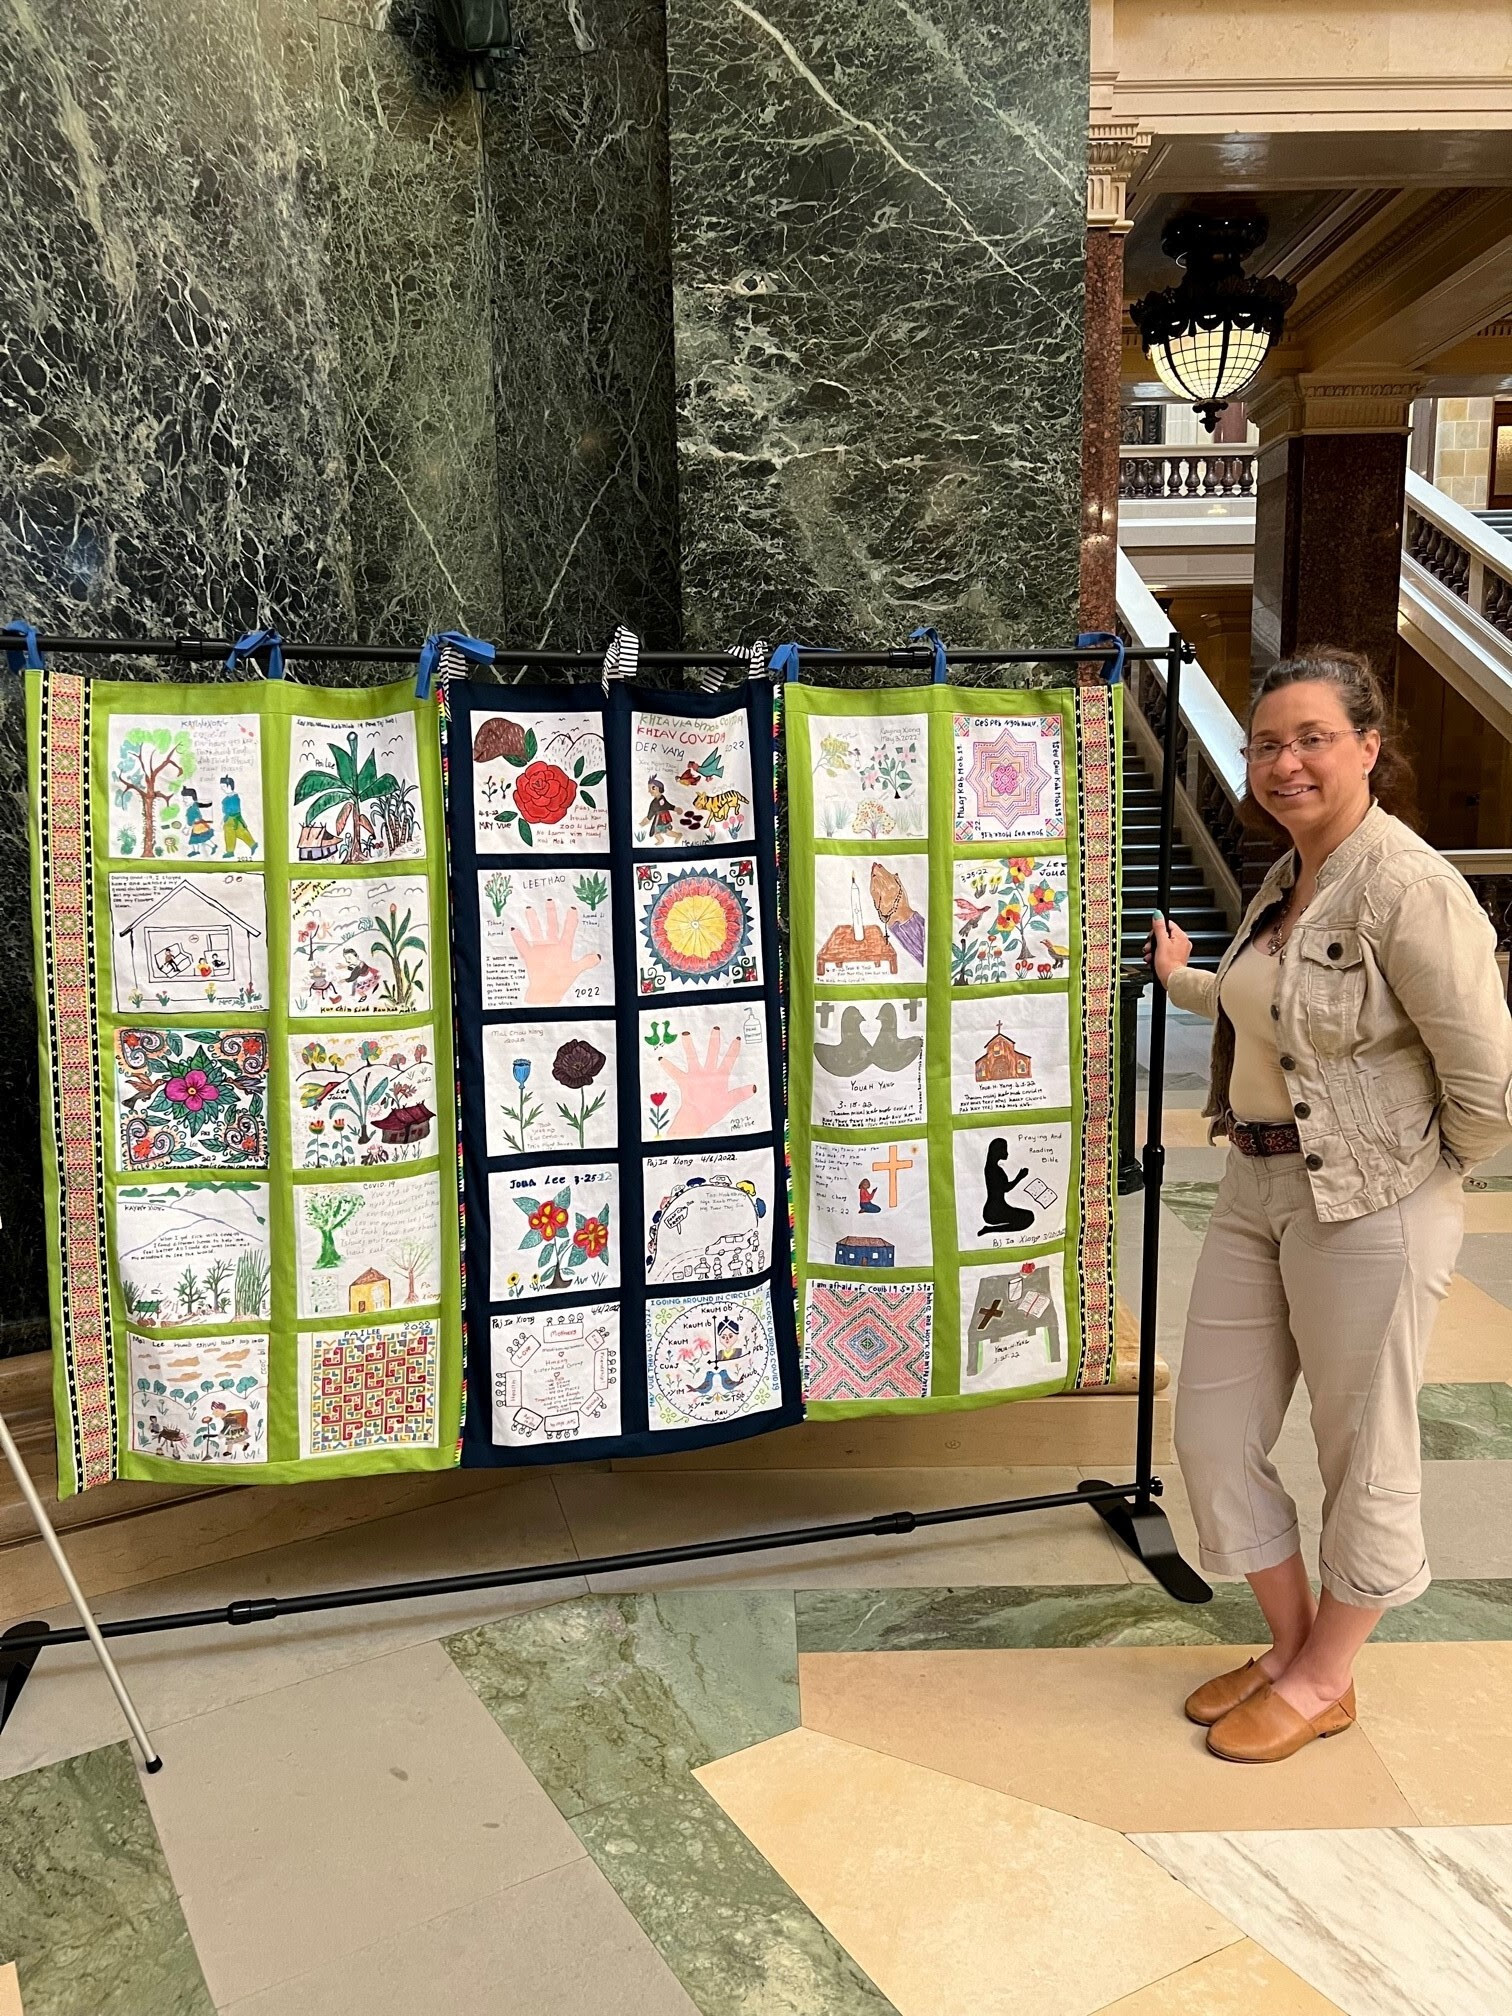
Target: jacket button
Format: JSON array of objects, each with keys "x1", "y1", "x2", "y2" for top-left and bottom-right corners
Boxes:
[
  {"x1": 1270, "y1": 1004, "x2": 1279, "y2": 1020},
  {"x1": 1305, "y1": 1153, "x2": 1323, "y2": 1170},
  {"x1": 1279, "y1": 1054, "x2": 1296, "y2": 1071},
  {"x1": 1327, "y1": 941, "x2": 1343, "y2": 960},
  {"x1": 1294, "y1": 1102, "x2": 1311, "y2": 1119}
]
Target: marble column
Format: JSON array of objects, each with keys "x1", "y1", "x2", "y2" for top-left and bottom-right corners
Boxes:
[
  {"x1": 666, "y1": 0, "x2": 1088, "y2": 654},
  {"x1": 1247, "y1": 375, "x2": 1423, "y2": 699},
  {"x1": 1079, "y1": 123, "x2": 1148, "y2": 637}
]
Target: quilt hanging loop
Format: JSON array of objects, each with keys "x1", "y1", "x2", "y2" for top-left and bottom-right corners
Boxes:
[
  {"x1": 1076, "y1": 631, "x2": 1127, "y2": 685},
  {"x1": 2, "y1": 620, "x2": 43, "y2": 672},
  {"x1": 600, "y1": 623, "x2": 640, "y2": 696},
  {"x1": 909, "y1": 624, "x2": 949, "y2": 685},
  {"x1": 767, "y1": 641, "x2": 840, "y2": 689},
  {"x1": 417, "y1": 630, "x2": 495, "y2": 701},
  {"x1": 225, "y1": 627, "x2": 284, "y2": 682},
  {"x1": 720, "y1": 638, "x2": 769, "y2": 692}
]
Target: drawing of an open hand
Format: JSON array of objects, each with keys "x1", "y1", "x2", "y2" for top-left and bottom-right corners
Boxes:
[
  {"x1": 510, "y1": 901, "x2": 600, "y2": 1005},
  {"x1": 660, "y1": 1026, "x2": 758, "y2": 1137}
]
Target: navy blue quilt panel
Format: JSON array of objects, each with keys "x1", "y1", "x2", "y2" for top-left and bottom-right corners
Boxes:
[{"x1": 448, "y1": 677, "x2": 803, "y2": 1465}]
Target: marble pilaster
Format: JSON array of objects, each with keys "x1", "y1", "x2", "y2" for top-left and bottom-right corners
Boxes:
[
  {"x1": 1079, "y1": 120, "x2": 1147, "y2": 636},
  {"x1": 666, "y1": 0, "x2": 1087, "y2": 651}
]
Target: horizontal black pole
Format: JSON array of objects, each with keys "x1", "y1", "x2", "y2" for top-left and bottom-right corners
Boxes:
[
  {"x1": 24, "y1": 637, "x2": 1170, "y2": 669},
  {"x1": 0, "y1": 1479, "x2": 1147, "y2": 1653}
]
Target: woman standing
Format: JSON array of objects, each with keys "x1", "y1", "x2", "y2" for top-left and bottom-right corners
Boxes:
[{"x1": 1149, "y1": 650, "x2": 1512, "y2": 1763}]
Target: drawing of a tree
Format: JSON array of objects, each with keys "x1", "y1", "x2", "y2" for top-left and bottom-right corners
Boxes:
[
  {"x1": 484, "y1": 872, "x2": 512, "y2": 918},
  {"x1": 175, "y1": 1267, "x2": 203, "y2": 1319},
  {"x1": 233, "y1": 1249, "x2": 270, "y2": 1317},
  {"x1": 114, "y1": 728, "x2": 193, "y2": 857},
  {"x1": 370, "y1": 903, "x2": 426, "y2": 1012},
  {"x1": 306, "y1": 1192, "x2": 364, "y2": 1270},
  {"x1": 375, "y1": 776, "x2": 418, "y2": 855},
  {"x1": 292, "y1": 731, "x2": 398, "y2": 864},
  {"x1": 388, "y1": 1238, "x2": 433, "y2": 1304},
  {"x1": 202, "y1": 1259, "x2": 232, "y2": 1313}
]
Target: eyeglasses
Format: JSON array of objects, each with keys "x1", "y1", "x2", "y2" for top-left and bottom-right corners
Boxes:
[{"x1": 1240, "y1": 729, "x2": 1359, "y2": 768}]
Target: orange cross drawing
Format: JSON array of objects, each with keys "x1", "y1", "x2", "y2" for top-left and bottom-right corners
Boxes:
[{"x1": 870, "y1": 1142, "x2": 916, "y2": 1209}]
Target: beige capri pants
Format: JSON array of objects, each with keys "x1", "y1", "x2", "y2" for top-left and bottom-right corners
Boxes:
[{"x1": 1175, "y1": 1151, "x2": 1464, "y2": 1609}]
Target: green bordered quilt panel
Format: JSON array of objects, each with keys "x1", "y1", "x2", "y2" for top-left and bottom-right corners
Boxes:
[
  {"x1": 784, "y1": 680, "x2": 1121, "y2": 1415},
  {"x1": 28, "y1": 668, "x2": 464, "y2": 1494}
]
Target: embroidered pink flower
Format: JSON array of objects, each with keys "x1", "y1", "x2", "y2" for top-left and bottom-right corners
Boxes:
[
  {"x1": 990, "y1": 760, "x2": 1022, "y2": 796},
  {"x1": 165, "y1": 1069, "x2": 219, "y2": 1112}
]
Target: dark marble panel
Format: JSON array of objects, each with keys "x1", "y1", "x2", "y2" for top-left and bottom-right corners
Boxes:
[
  {"x1": 667, "y1": 0, "x2": 1086, "y2": 652},
  {"x1": 482, "y1": 1, "x2": 682, "y2": 647}
]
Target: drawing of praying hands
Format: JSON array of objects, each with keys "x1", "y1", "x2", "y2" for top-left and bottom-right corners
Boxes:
[
  {"x1": 509, "y1": 901, "x2": 601, "y2": 1005},
  {"x1": 660, "y1": 1026, "x2": 757, "y2": 1137}
]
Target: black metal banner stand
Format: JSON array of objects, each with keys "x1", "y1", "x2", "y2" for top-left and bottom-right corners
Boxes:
[{"x1": 0, "y1": 629, "x2": 1209, "y2": 1753}]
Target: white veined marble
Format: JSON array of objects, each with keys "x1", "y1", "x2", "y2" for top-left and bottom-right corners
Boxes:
[{"x1": 1131, "y1": 1825, "x2": 1512, "y2": 2016}]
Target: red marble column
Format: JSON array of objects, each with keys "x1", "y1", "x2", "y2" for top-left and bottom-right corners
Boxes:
[{"x1": 1078, "y1": 227, "x2": 1125, "y2": 638}]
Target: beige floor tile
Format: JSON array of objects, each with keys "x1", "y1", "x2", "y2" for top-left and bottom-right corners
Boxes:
[
  {"x1": 552, "y1": 1468, "x2": 1130, "y2": 1591},
  {"x1": 1353, "y1": 1641, "x2": 1512, "y2": 1824},
  {"x1": 798, "y1": 1648, "x2": 1419, "y2": 1832},
  {"x1": 221, "y1": 1858, "x2": 698, "y2": 2016},
  {"x1": 1135, "y1": 1108, "x2": 1215, "y2": 1150},
  {"x1": 1422, "y1": 1460, "x2": 1512, "y2": 1578},
  {"x1": 144, "y1": 1639, "x2": 584, "y2": 2007},
  {"x1": 1425, "y1": 1275, "x2": 1512, "y2": 1382},
  {"x1": 1462, "y1": 1189, "x2": 1512, "y2": 1235},
  {"x1": 0, "y1": 1962, "x2": 20, "y2": 2016},
  {"x1": 697, "y1": 1726, "x2": 1241, "y2": 2016},
  {"x1": 0, "y1": 1474, "x2": 582, "y2": 1780},
  {"x1": 1094, "y1": 1938, "x2": 1343, "y2": 2015}
]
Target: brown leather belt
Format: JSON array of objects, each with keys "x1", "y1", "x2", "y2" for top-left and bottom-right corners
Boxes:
[{"x1": 1228, "y1": 1117, "x2": 1302, "y2": 1158}]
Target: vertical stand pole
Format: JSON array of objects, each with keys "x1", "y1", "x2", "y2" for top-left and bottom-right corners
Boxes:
[
  {"x1": 1080, "y1": 631, "x2": 1211, "y2": 1601},
  {"x1": 0, "y1": 1406, "x2": 162, "y2": 1770}
]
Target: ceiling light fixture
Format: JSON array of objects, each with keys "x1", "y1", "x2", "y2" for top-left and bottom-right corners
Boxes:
[{"x1": 1130, "y1": 214, "x2": 1295, "y2": 429}]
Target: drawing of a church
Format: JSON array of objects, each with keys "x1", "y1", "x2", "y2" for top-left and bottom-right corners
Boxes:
[{"x1": 974, "y1": 1024, "x2": 1033, "y2": 1084}]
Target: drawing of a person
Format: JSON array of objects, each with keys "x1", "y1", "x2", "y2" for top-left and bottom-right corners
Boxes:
[
  {"x1": 640, "y1": 776, "x2": 677, "y2": 840},
  {"x1": 219, "y1": 774, "x2": 258, "y2": 857},
  {"x1": 180, "y1": 785, "x2": 215, "y2": 858},
  {"x1": 857, "y1": 1178, "x2": 881, "y2": 1214}
]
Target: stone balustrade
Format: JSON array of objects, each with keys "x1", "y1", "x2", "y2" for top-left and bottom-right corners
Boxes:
[{"x1": 1118, "y1": 446, "x2": 1257, "y2": 501}]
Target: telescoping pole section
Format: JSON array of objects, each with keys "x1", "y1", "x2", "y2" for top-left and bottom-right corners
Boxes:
[{"x1": 0, "y1": 631, "x2": 1210, "y2": 1748}]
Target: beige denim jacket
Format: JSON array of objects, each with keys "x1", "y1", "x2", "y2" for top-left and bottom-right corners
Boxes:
[{"x1": 1166, "y1": 804, "x2": 1512, "y2": 1221}]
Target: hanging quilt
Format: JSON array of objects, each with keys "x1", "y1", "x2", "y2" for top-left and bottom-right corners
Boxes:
[
  {"x1": 783, "y1": 676, "x2": 1121, "y2": 1414},
  {"x1": 445, "y1": 669, "x2": 802, "y2": 1463},
  {"x1": 27, "y1": 665, "x2": 464, "y2": 1493}
]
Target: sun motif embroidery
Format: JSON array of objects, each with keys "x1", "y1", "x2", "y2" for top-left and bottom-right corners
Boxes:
[{"x1": 642, "y1": 870, "x2": 751, "y2": 982}]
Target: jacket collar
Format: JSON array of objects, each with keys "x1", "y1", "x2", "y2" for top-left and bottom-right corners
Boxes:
[{"x1": 1269, "y1": 801, "x2": 1387, "y2": 898}]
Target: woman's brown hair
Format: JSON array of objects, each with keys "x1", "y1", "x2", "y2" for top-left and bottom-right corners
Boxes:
[{"x1": 1241, "y1": 648, "x2": 1418, "y2": 840}]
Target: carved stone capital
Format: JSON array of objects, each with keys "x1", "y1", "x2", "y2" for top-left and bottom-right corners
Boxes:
[
  {"x1": 1087, "y1": 120, "x2": 1150, "y2": 233},
  {"x1": 1248, "y1": 371, "x2": 1428, "y2": 443}
]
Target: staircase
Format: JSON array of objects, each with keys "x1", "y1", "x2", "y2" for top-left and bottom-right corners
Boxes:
[
  {"x1": 1477, "y1": 508, "x2": 1512, "y2": 542},
  {"x1": 1121, "y1": 736, "x2": 1231, "y2": 969}
]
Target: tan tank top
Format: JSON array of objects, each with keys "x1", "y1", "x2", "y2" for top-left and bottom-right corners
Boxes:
[{"x1": 1218, "y1": 940, "x2": 1293, "y2": 1123}]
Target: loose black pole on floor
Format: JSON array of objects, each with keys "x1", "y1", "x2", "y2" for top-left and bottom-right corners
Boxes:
[{"x1": 0, "y1": 631, "x2": 1211, "y2": 1740}]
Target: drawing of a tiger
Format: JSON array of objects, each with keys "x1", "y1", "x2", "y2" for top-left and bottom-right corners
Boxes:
[{"x1": 692, "y1": 788, "x2": 751, "y2": 835}]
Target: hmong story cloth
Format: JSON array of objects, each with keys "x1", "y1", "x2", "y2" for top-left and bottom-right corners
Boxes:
[
  {"x1": 446, "y1": 674, "x2": 803, "y2": 1463},
  {"x1": 784, "y1": 679, "x2": 1121, "y2": 1414},
  {"x1": 28, "y1": 667, "x2": 464, "y2": 1492}
]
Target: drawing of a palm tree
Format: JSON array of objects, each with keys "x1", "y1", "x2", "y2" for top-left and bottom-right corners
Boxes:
[
  {"x1": 371, "y1": 903, "x2": 426, "y2": 1012},
  {"x1": 292, "y1": 731, "x2": 398, "y2": 864}
]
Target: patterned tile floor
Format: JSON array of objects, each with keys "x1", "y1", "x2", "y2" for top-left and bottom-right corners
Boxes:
[{"x1": 5, "y1": 1033, "x2": 1512, "y2": 2014}]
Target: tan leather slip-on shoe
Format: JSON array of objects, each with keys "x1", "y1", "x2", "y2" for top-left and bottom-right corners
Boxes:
[
  {"x1": 1183, "y1": 1658, "x2": 1268, "y2": 1727},
  {"x1": 1207, "y1": 1682, "x2": 1358, "y2": 1763}
]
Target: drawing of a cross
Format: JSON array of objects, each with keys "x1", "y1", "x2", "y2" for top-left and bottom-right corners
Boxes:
[
  {"x1": 902, "y1": 998, "x2": 923, "y2": 1023},
  {"x1": 816, "y1": 1002, "x2": 835, "y2": 1030},
  {"x1": 976, "y1": 1298, "x2": 1004, "y2": 1331},
  {"x1": 870, "y1": 1142, "x2": 916, "y2": 1209}
]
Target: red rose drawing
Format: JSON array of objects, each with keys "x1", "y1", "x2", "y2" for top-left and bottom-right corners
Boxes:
[{"x1": 513, "y1": 762, "x2": 577, "y2": 826}]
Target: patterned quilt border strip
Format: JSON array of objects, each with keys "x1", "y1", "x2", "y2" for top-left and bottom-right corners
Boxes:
[
  {"x1": 1072, "y1": 683, "x2": 1118, "y2": 1387},
  {"x1": 39, "y1": 668, "x2": 116, "y2": 1487}
]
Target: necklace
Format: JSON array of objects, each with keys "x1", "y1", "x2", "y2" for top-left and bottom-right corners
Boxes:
[{"x1": 1264, "y1": 890, "x2": 1306, "y2": 960}]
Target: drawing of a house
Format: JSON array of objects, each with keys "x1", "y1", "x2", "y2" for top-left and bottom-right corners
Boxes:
[
  {"x1": 817, "y1": 924, "x2": 897, "y2": 979},
  {"x1": 348, "y1": 1268, "x2": 391, "y2": 1315},
  {"x1": 975, "y1": 1025, "x2": 1033, "y2": 1084},
  {"x1": 375, "y1": 1103, "x2": 435, "y2": 1147},
  {"x1": 118, "y1": 881, "x2": 261, "y2": 997},
  {"x1": 297, "y1": 822, "x2": 340, "y2": 862},
  {"x1": 834, "y1": 1234, "x2": 896, "y2": 1268}
]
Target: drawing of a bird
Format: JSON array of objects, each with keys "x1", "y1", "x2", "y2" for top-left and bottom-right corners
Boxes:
[
  {"x1": 813, "y1": 1006, "x2": 872, "y2": 1077},
  {"x1": 300, "y1": 1080, "x2": 342, "y2": 1108},
  {"x1": 868, "y1": 1002, "x2": 924, "y2": 1073},
  {"x1": 1045, "y1": 937, "x2": 1071, "y2": 963},
  {"x1": 677, "y1": 751, "x2": 724, "y2": 787},
  {"x1": 954, "y1": 897, "x2": 990, "y2": 929}
]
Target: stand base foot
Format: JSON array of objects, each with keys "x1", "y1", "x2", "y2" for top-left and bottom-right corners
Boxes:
[
  {"x1": 0, "y1": 1620, "x2": 48, "y2": 1734},
  {"x1": 1078, "y1": 1481, "x2": 1212, "y2": 1604}
]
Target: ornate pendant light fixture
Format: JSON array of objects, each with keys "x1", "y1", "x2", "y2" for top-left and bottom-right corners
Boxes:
[{"x1": 1130, "y1": 214, "x2": 1296, "y2": 428}]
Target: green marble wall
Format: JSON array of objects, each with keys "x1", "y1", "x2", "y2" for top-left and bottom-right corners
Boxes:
[{"x1": 666, "y1": 0, "x2": 1088, "y2": 650}]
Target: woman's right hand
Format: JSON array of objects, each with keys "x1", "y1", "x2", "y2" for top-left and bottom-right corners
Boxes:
[{"x1": 1146, "y1": 912, "x2": 1193, "y2": 988}]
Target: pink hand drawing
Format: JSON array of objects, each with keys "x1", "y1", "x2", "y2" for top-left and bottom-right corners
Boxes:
[
  {"x1": 660, "y1": 1026, "x2": 758, "y2": 1138},
  {"x1": 509, "y1": 901, "x2": 601, "y2": 1005}
]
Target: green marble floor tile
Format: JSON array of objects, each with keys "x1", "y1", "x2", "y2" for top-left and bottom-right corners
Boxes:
[
  {"x1": 795, "y1": 1582, "x2": 1268, "y2": 1652},
  {"x1": 1372, "y1": 1578, "x2": 1512, "y2": 1640},
  {"x1": 1419, "y1": 1382, "x2": 1512, "y2": 1459},
  {"x1": 574, "y1": 1776, "x2": 895, "y2": 2016},
  {"x1": 447, "y1": 1589, "x2": 798, "y2": 1817},
  {"x1": 0, "y1": 1744, "x2": 213, "y2": 2016},
  {"x1": 1158, "y1": 1181, "x2": 1219, "y2": 1236}
]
